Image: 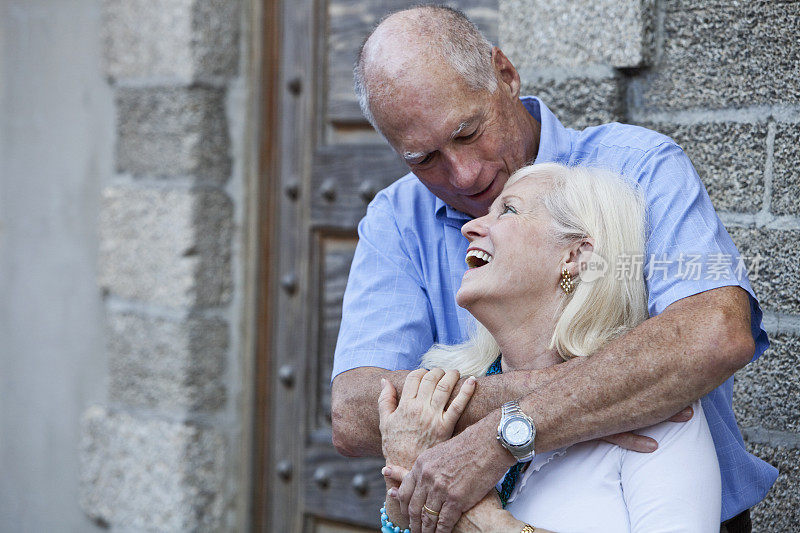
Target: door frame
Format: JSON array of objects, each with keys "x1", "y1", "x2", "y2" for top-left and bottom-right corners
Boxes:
[{"x1": 250, "y1": 0, "x2": 282, "y2": 529}]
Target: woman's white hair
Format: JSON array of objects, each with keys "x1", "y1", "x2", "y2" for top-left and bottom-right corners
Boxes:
[
  {"x1": 354, "y1": 5, "x2": 497, "y2": 133},
  {"x1": 422, "y1": 163, "x2": 650, "y2": 376}
]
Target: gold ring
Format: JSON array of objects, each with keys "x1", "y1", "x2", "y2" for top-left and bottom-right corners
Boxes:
[{"x1": 422, "y1": 504, "x2": 440, "y2": 516}]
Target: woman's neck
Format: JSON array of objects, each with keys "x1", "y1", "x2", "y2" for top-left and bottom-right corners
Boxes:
[{"x1": 473, "y1": 295, "x2": 565, "y2": 372}]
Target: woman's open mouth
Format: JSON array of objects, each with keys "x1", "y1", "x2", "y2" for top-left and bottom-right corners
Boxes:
[{"x1": 465, "y1": 249, "x2": 493, "y2": 268}]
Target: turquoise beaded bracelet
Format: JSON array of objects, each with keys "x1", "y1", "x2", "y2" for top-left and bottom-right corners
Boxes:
[{"x1": 380, "y1": 503, "x2": 411, "y2": 533}]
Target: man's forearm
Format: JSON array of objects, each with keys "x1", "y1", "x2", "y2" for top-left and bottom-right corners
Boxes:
[
  {"x1": 452, "y1": 363, "x2": 574, "y2": 433},
  {"x1": 331, "y1": 367, "x2": 409, "y2": 456}
]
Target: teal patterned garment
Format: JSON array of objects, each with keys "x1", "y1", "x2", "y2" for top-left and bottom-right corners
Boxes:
[{"x1": 486, "y1": 355, "x2": 524, "y2": 509}]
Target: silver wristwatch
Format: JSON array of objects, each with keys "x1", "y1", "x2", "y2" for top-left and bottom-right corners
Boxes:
[{"x1": 496, "y1": 400, "x2": 536, "y2": 462}]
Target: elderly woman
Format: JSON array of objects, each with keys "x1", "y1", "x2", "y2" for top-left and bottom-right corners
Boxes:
[{"x1": 378, "y1": 163, "x2": 721, "y2": 532}]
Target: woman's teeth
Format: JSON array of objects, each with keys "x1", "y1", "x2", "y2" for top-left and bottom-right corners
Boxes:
[{"x1": 465, "y1": 249, "x2": 493, "y2": 268}]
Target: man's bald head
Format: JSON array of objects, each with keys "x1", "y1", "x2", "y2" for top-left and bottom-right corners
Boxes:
[{"x1": 354, "y1": 5, "x2": 497, "y2": 132}]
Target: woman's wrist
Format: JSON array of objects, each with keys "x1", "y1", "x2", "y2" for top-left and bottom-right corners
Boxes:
[
  {"x1": 384, "y1": 450, "x2": 416, "y2": 471},
  {"x1": 498, "y1": 511, "x2": 527, "y2": 532}
]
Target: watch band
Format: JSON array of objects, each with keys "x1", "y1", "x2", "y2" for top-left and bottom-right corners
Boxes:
[
  {"x1": 520, "y1": 525, "x2": 536, "y2": 533},
  {"x1": 502, "y1": 400, "x2": 526, "y2": 418}
]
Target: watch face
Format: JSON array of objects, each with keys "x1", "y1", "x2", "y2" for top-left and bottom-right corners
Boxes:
[{"x1": 503, "y1": 417, "x2": 532, "y2": 446}]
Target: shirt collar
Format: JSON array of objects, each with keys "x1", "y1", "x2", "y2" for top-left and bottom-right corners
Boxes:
[
  {"x1": 521, "y1": 96, "x2": 573, "y2": 165},
  {"x1": 432, "y1": 97, "x2": 572, "y2": 223},
  {"x1": 434, "y1": 197, "x2": 471, "y2": 224}
]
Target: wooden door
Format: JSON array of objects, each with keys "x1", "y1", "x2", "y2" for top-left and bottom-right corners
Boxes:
[{"x1": 255, "y1": 1, "x2": 498, "y2": 531}]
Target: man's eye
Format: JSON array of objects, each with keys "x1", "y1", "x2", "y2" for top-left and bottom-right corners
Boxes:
[
  {"x1": 460, "y1": 129, "x2": 478, "y2": 141},
  {"x1": 501, "y1": 203, "x2": 518, "y2": 215},
  {"x1": 415, "y1": 153, "x2": 435, "y2": 166}
]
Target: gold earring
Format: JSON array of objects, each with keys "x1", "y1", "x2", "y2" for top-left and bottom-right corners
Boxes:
[{"x1": 560, "y1": 267, "x2": 574, "y2": 294}]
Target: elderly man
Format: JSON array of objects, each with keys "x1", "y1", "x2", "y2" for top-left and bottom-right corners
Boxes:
[{"x1": 331, "y1": 6, "x2": 776, "y2": 533}]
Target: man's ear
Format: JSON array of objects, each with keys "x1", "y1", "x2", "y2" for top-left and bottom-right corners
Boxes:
[
  {"x1": 562, "y1": 238, "x2": 595, "y2": 278},
  {"x1": 492, "y1": 47, "x2": 520, "y2": 99}
]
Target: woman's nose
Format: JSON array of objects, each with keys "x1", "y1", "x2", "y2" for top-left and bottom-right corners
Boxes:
[{"x1": 461, "y1": 215, "x2": 489, "y2": 241}]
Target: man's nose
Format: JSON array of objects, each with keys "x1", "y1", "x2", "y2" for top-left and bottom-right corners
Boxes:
[
  {"x1": 446, "y1": 151, "x2": 481, "y2": 191},
  {"x1": 461, "y1": 215, "x2": 489, "y2": 241}
]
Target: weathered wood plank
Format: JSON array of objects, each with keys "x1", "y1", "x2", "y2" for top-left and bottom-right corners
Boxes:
[
  {"x1": 304, "y1": 446, "x2": 386, "y2": 528},
  {"x1": 311, "y1": 144, "x2": 409, "y2": 228},
  {"x1": 309, "y1": 517, "x2": 375, "y2": 533}
]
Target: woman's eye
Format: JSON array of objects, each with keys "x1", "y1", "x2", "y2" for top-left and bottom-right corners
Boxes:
[{"x1": 501, "y1": 203, "x2": 518, "y2": 215}]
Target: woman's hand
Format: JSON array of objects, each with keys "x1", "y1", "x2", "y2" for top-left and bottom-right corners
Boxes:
[{"x1": 378, "y1": 368, "x2": 476, "y2": 468}]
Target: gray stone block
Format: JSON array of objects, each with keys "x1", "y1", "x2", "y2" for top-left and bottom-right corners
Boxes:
[
  {"x1": 108, "y1": 311, "x2": 227, "y2": 411},
  {"x1": 522, "y1": 75, "x2": 623, "y2": 130},
  {"x1": 98, "y1": 184, "x2": 233, "y2": 308},
  {"x1": 103, "y1": 0, "x2": 240, "y2": 81},
  {"x1": 634, "y1": 2, "x2": 800, "y2": 110},
  {"x1": 79, "y1": 406, "x2": 225, "y2": 531},
  {"x1": 772, "y1": 124, "x2": 800, "y2": 217},
  {"x1": 640, "y1": 122, "x2": 767, "y2": 213},
  {"x1": 499, "y1": 0, "x2": 653, "y2": 69},
  {"x1": 728, "y1": 228, "x2": 800, "y2": 315},
  {"x1": 116, "y1": 87, "x2": 231, "y2": 184},
  {"x1": 734, "y1": 334, "x2": 800, "y2": 433},
  {"x1": 744, "y1": 442, "x2": 800, "y2": 531}
]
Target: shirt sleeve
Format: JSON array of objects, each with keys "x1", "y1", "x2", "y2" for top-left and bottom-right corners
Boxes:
[
  {"x1": 331, "y1": 198, "x2": 436, "y2": 380},
  {"x1": 636, "y1": 142, "x2": 769, "y2": 361},
  {"x1": 621, "y1": 401, "x2": 722, "y2": 532}
]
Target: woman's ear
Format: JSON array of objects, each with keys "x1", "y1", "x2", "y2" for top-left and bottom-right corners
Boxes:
[{"x1": 562, "y1": 238, "x2": 595, "y2": 278}]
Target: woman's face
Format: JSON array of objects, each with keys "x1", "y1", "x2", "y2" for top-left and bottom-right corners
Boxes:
[{"x1": 456, "y1": 174, "x2": 568, "y2": 313}]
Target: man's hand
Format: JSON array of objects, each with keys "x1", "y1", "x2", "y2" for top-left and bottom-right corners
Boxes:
[
  {"x1": 601, "y1": 405, "x2": 694, "y2": 451},
  {"x1": 385, "y1": 466, "x2": 532, "y2": 533},
  {"x1": 394, "y1": 414, "x2": 514, "y2": 533}
]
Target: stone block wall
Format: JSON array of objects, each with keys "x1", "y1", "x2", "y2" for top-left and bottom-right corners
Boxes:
[
  {"x1": 501, "y1": 0, "x2": 800, "y2": 529},
  {"x1": 79, "y1": 0, "x2": 244, "y2": 530}
]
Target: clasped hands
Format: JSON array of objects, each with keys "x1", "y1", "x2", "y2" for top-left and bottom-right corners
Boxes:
[{"x1": 379, "y1": 368, "x2": 511, "y2": 533}]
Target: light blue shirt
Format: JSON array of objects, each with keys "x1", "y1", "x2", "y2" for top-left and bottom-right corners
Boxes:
[{"x1": 332, "y1": 97, "x2": 778, "y2": 520}]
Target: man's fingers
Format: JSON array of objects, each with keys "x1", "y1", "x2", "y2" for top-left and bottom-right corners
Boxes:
[
  {"x1": 443, "y1": 375, "x2": 476, "y2": 427},
  {"x1": 602, "y1": 406, "x2": 692, "y2": 452},
  {"x1": 417, "y1": 367, "x2": 446, "y2": 400},
  {"x1": 433, "y1": 500, "x2": 461, "y2": 533},
  {"x1": 401, "y1": 368, "x2": 429, "y2": 401},
  {"x1": 377, "y1": 378, "x2": 398, "y2": 421},
  {"x1": 430, "y1": 369, "x2": 460, "y2": 410},
  {"x1": 420, "y1": 493, "x2": 446, "y2": 533},
  {"x1": 668, "y1": 405, "x2": 693, "y2": 423},
  {"x1": 602, "y1": 431, "x2": 658, "y2": 453},
  {"x1": 407, "y1": 480, "x2": 427, "y2": 533}
]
